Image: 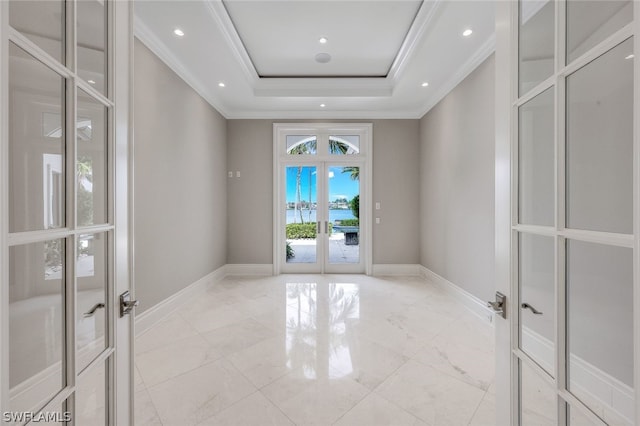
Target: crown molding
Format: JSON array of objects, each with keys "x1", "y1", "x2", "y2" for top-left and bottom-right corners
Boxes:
[
  {"x1": 253, "y1": 78, "x2": 393, "y2": 97},
  {"x1": 387, "y1": 0, "x2": 443, "y2": 83},
  {"x1": 134, "y1": 15, "x2": 231, "y2": 118},
  {"x1": 418, "y1": 33, "x2": 496, "y2": 118},
  {"x1": 204, "y1": 0, "x2": 260, "y2": 84},
  {"x1": 223, "y1": 109, "x2": 423, "y2": 120}
]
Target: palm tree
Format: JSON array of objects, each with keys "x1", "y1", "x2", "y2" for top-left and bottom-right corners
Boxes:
[{"x1": 342, "y1": 166, "x2": 359, "y2": 180}]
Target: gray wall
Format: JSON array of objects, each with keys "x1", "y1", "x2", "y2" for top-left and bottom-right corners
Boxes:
[
  {"x1": 226, "y1": 119, "x2": 420, "y2": 265},
  {"x1": 419, "y1": 54, "x2": 496, "y2": 302},
  {"x1": 134, "y1": 39, "x2": 227, "y2": 313}
]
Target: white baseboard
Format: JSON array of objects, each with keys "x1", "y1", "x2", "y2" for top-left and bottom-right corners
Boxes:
[
  {"x1": 522, "y1": 327, "x2": 633, "y2": 424},
  {"x1": 134, "y1": 265, "x2": 226, "y2": 337},
  {"x1": 418, "y1": 265, "x2": 494, "y2": 325},
  {"x1": 225, "y1": 264, "x2": 274, "y2": 276},
  {"x1": 372, "y1": 264, "x2": 421, "y2": 276}
]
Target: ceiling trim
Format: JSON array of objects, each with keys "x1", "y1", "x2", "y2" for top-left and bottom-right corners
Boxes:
[
  {"x1": 254, "y1": 78, "x2": 393, "y2": 97},
  {"x1": 204, "y1": 0, "x2": 260, "y2": 84},
  {"x1": 133, "y1": 15, "x2": 231, "y2": 118},
  {"x1": 224, "y1": 109, "x2": 424, "y2": 120},
  {"x1": 387, "y1": 0, "x2": 443, "y2": 83},
  {"x1": 418, "y1": 33, "x2": 496, "y2": 117}
]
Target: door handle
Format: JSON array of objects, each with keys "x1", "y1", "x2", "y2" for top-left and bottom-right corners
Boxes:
[
  {"x1": 317, "y1": 221, "x2": 321, "y2": 234},
  {"x1": 325, "y1": 221, "x2": 328, "y2": 234},
  {"x1": 119, "y1": 291, "x2": 139, "y2": 317},
  {"x1": 84, "y1": 302, "x2": 105, "y2": 318},
  {"x1": 487, "y1": 291, "x2": 506, "y2": 319},
  {"x1": 521, "y1": 303, "x2": 543, "y2": 315}
]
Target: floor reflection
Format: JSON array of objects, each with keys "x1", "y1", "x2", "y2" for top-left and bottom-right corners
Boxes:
[{"x1": 286, "y1": 282, "x2": 360, "y2": 380}]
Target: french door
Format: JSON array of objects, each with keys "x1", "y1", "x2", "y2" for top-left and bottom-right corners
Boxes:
[
  {"x1": 274, "y1": 124, "x2": 372, "y2": 275},
  {"x1": 0, "y1": 1, "x2": 133, "y2": 424},
  {"x1": 495, "y1": 0, "x2": 639, "y2": 425}
]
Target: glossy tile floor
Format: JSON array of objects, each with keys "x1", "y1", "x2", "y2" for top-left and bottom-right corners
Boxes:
[{"x1": 134, "y1": 275, "x2": 496, "y2": 426}]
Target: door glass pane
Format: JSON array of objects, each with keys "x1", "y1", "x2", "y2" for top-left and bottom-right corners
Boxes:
[
  {"x1": 286, "y1": 166, "x2": 317, "y2": 264},
  {"x1": 520, "y1": 360, "x2": 556, "y2": 425},
  {"x1": 76, "y1": 359, "x2": 108, "y2": 425},
  {"x1": 566, "y1": 38, "x2": 633, "y2": 234},
  {"x1": 328, "y1": 166, "x2": 359, "y2": 264},
  {"x1": 78, "y1": 0, "x2": 107, "y2": 95},
  {"x1": 77, "y1": 89, "x2": 108, "y2": 226},
  {"x1": 519, "y1": 0, "x2": 555, "y2": 95},
  {"x1": 519, "y1": 88, "x2": 554, "y2": 226},
  {"x1": 77, "y1": 233, "x2": 108, "y2": 372},
  {"x1": 9, "y1": 239, "x2": 65, "y2": 412},
  {"x1": 9, "y1": 42, "x2": 65, "y2": 233},
  {"x1": 9, "y1": 0, "x2": 64, "y2": 63},
  {"x1": 519, "y1": 233, "x2": 554, "y2": 376},
  {"x1": 567, "y1": 0, "x2": 633, "y2": 63},
  {"x1": 286, "y1": 135, "x2": 317, "y2": 155},
  {"x1": 567, "y1": 240, "x2": 633, "y2": 424},
  {"x1": 568, "y1": 404, "x2": 598, "y2": 425},
  {"x1": 329, "y1": 135, "x2": 360, "y2": 155}
]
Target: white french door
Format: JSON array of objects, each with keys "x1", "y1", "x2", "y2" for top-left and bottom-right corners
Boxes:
[
  {"x1": 0, "y1": 1, "x2": 133, "y2": 424},
  {"x1": 495, "y1": 0, "x2": 639, "y2": 425},
  {"x1": 274, "y1": 124, "x2": 372, "y2": 275}
]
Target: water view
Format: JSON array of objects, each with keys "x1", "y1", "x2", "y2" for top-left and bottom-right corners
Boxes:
[{"x1": 286, "y1": 209, "x2": 356, "y2": 224}]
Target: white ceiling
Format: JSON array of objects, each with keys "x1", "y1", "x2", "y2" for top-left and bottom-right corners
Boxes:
[{"x1": 134, "y1": 0, "x2": 496, "y2": 119}]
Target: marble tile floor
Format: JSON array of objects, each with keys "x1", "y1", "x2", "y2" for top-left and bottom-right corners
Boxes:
[{"x1": 135, "y1": 274, "x2": 496, "y2": 426}]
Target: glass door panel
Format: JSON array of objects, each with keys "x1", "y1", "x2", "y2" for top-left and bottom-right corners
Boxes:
[
  {"x1": 9, "y1": 0, "x2": 65, "y2": 63},
  {"x1": 519, "y1": 0, "x2": 555, "y2": 95},
  {"x1": 9, "y1": 239, "x2": 65, "y2": 412},
  {"x1": 520, "y1": 360, "x2": 556, "y2": 425},
  {"x1": 518, "y1": 88, "x2": 554, "y2": 226},
  {"x1": 519, "y1": 233, "x2": 555, "y2": 376},
  {"x1": 566, "y1": 240, "x2": 634, "y2": 424},
  {"x1": 77, "y1": 89, "x2": 108, "y2": 227},
  {"x1": 566, "y1": 38, "x2": 634, "y2": 234},
  {"x1": 77, "y1": 233, "x2": 108, "y2": 372},
  {"x1": 327, "y1": 166, "x2": 360, "y2": 265},
  {"x1": 567, "y1": 0, "x2": 633, "y2": 63},
  {"x1": 77, "y1": 0, "x2": 107, "y2": 95},
  {"x1": 75, "y1": 359, "x2": 108, "y2": 425},
  {"x1": 285, "y1": 165, "x2": 319, "y2": 266},
  {"x1": 9, "y1": 42, "x2": 66, "y2": 233}
]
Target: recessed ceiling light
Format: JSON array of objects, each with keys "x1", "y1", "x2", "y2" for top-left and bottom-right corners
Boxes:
[
  {"x1": 421, "y1": 82, "x2": 429, "y2": 87},
  {"x1": 315, "y1": 53, "x2": 331, "y2": 63},
  {"x1": 320, "y1": 104, "x2": 326, "y2": 108},
  {"x1": 625, "y1": 54, "x2": 635, "y2": 60},
  {"x1": 218, "y1": 82, "x2": 225, "y2": 87},
  {"x1": 88, "y1": 79, "x2": 96, "y2": 85},
  {"x1": 462, "y1": 29, "x2": 473, "y2": 37},
  {"x1": 319, "y1": 37, "x2": 328, "y2": 44},
  {"x1": 173, "y1": 28, "x2": 185, "y2": 37}
]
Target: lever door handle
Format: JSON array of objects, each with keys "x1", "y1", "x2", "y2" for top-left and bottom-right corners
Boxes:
[
  {"x1": 521, "y1": 303, "x2": 543, "y2": 315},
  {"x1": 84, "y1": 302, "x2": 105, "y2": 318},
  {"x1": 487, "y1": 292, "x2": 506, "y2": 319},
  {"x1": 317, "y1": 221, "x2": 321, "y2": 234}
]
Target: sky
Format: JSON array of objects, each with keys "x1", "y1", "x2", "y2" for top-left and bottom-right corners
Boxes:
[{"x1": 286, "y1": 166, "x2": 359, "y2": 203}]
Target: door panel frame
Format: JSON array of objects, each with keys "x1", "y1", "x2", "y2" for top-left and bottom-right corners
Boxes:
[
  {"x1": 273, "y1": 123, "x2": 372, "y2": 276},
  {"x1": 496, "y1": 1, "x2": 639, "y2": 424},
  {"x1": 0, "y1": 0, "x2": 133, "y2": 423}
]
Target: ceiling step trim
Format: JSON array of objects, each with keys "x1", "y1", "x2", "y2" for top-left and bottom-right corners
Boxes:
[
  {"x1": 204, "y1": 0, "x2": 260, "y2": 84},
  {"x1": 387, "y1": 0, "x2": 444, "y2": 83},
  {"x1": 133, "y1": 15, "x2": 231, "y2": 118},
  {"x1": 418, "y1": 33, "x2": 496, "y2": 117}
]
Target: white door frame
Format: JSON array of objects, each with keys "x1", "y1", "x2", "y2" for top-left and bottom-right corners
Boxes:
[
  {"x1": 273, "y1": 123, "x2": 373, "y2": 275},
  {"x1": 495, "y1": 1, "x2": 640, "y2": 424},
  {"x1": 0, "y1": 1, "x2": 133, "y2": 423}
]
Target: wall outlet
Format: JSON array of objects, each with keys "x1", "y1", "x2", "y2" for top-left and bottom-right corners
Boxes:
[
  {"x1": 375, "y1": 217, "x2": 381, "y2": 224},
  {"x1": 228, "y1": 171, "x2": 233, "y2": 178},
  {"x1": 236, "y1": 171, "x2": 241, "y2": 177},
  {"x1": 375, "y1": 202, "x2": 381, "y2": 210}
]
